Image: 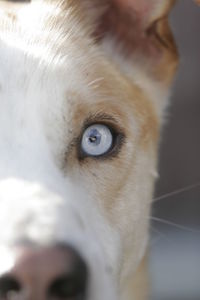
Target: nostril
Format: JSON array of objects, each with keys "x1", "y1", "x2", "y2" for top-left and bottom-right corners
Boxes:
[
  {"x1": 48, "y1": 274, "x2": 86, "y2": 299},
  {"x1": 0, "y1": 276, "x2": 21, "y2": 299},
  {"x1": 48, "y1": 249, "x2": 88, "y2": 300},
  {"x1": 0, "y1": 245, "x2": 88, "y2": 300}
]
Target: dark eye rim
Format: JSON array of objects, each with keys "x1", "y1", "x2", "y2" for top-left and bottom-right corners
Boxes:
[{"x1": 77, "y1": 122, "x2": 125, "y2": 160}]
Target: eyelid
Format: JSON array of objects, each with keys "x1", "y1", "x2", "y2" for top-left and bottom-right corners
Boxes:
[{"x1": 82, "y1": 113, "x2": 124, "y2": 136}]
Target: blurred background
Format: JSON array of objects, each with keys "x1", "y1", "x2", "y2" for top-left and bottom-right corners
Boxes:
[{"x1": 150, "y1": 1, "x2": 200, "y2": 300}]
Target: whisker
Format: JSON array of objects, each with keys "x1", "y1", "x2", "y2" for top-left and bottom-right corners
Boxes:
[
  {"x1": 150, "y1": 225, "x2": 171, "y2": 242},
  {"x1": 150, "y1": 216, "x2": 200, "y2": 233},
  {"x1": 87, "y1": 77, "x2": 104, "y2": 87},
  {"x1": 153, "y1": 182, "x2": 200, "y2": 202},
  {"x1": 150, "y1": 226, "x2": 167, "y2": 237}
]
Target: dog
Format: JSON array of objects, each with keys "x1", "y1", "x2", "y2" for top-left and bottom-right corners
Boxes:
[{"x1": 0, "y1": 1, "x2": 180, "y2": 299}]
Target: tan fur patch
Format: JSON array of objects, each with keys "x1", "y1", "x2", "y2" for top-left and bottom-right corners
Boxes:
[
  {"x1": 124, "y1": 255, "x2": 149, "y2": 300},
  {"x1": 0, "y1": 1, "x2": 179, "y2": 299}
]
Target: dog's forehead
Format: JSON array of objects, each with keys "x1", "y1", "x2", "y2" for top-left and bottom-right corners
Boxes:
[
  {"x1": 0, "y1": 5, "x2": 93, "y2": 120},
  {"x1": 0, "y1": 1, "x2": 111, "y2": 97},
  {"x1": 0, "y1": 0, "x2": 159, "y2": 154},
  {"x1": 0, "y1": 1, "x2": 93, "y2": 81},
  {"x1": 0, "y1": 12, "x2": 127, "y2": 122}
]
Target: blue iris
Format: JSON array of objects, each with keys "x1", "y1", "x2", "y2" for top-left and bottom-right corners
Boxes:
[{"x1": 81, "y1": 124, "x2": 113, "y2": 157}]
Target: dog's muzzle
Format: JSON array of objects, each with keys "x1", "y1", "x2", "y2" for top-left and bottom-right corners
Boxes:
[{"x1": 0, "y1": 179, "x2": 118, "y2": 300}]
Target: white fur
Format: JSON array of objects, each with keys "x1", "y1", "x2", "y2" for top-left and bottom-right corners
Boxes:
[
  {"x1": 0, "y1": 1, "x2": 174, "y2": 299},
  {"x1": 0, "y1": 48, "x2": 119, "y2": 300},
  {"x1": 0, "y1": 7, "x2": 121, "y2": 298}
]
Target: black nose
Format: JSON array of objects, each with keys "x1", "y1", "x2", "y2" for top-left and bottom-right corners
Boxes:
[{"x1": 0, "y1": 244, "x2": 88, "y2": 300}]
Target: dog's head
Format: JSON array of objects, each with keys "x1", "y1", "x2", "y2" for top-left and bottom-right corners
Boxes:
[{"x1": 0, "y1": 1, "x2": 178, "y2": 299}]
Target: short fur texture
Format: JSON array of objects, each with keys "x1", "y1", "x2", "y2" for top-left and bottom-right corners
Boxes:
[{"x1": 0, "y1": 1, "x2": 179, "y2": 299}]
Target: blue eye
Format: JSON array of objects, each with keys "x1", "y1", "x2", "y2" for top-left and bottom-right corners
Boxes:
[{"x1": 81, "y1": 124, "x2": 113, "y2": 157}]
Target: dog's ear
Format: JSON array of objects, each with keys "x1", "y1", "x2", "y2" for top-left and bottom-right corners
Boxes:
[{"x1": 85, "y1": 0, "x2": 178, "y2": 85}]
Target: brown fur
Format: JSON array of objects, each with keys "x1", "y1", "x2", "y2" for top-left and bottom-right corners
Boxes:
[{"x1": 0, "y1": 1, "x2": 182, "y2": 299}]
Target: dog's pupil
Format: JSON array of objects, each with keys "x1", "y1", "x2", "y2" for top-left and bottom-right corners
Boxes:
[
  {"x1": 88, "y1": 129, "x2": 101, "y2": 145},
  {"x1": 89, "y1": 136, "x2": 97, "y2": 142}
]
